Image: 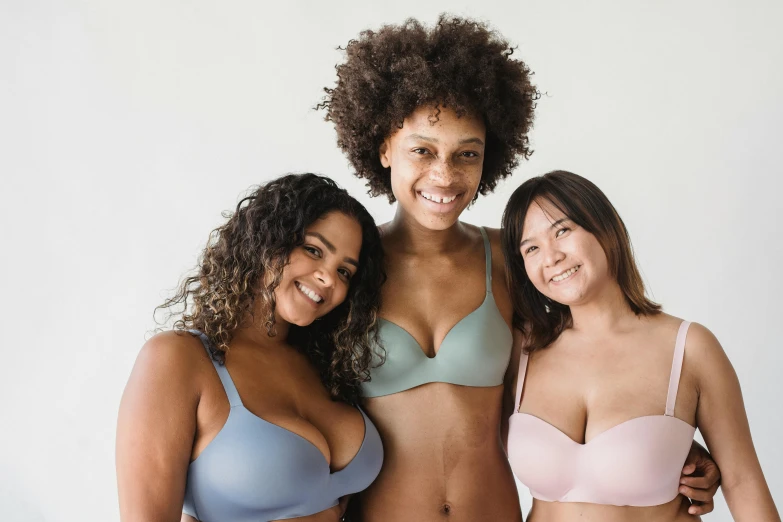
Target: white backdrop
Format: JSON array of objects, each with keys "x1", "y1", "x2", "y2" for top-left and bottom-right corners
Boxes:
[{"x1": 1, "y1": 1, "x2": 781, "y2": 521}]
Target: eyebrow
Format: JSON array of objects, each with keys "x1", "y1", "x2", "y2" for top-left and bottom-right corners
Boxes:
[
  {"x1": 406, "y1": 133, "x2": 485, "y2": 146},
  {"x1": 519, "y1": 218, "x2": 570, "y2": 248},
  {"x1": 306, "y1": 232, "x2": 359, "y2": 267}
]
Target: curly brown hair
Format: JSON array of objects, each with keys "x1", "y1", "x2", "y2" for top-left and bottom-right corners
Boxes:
[
  {"x1": 318, "y1": 14, "x2": 539, "y2": 203},
  {"x1": 157, "y1": 174, "x2": 386, "y2": 403}
]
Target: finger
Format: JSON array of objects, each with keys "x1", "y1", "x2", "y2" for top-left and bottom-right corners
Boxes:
[
  {"x1": 679, "y1": 485, "x2": 714, "y2": 502},
  {"x1": 680, "y1": 475, "x2": 712, "y2": 488},
  {"x1": 688, "y1": 500, "x2": 715, "y2": 516},
  {"x1": 682, "y1": 463, "x2": 697, "y2": 475},
  {"x1": 702, "y1": 463, "x2": 721, "y2": 485}
]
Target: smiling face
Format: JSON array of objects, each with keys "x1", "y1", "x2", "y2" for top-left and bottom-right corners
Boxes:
[
  {"x1": 379, "y1": 104, "x2": 486, "y2": 230},
  {"x1": 273, "y1": 211, "x2": 362, "y2": 327},
  {"x1": 519, "y1": 199, "x2": 615, "y2": 307}
]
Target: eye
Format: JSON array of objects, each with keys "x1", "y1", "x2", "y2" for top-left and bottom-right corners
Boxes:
[
  {"x1": 338, "y1": 267, "x2": 353, "y2": 280},
  {"x1": 555, "y1": 227, "x2": 571, "y2": 238},
  {"x1": 412, "y1": 148, "x2": 430, "y2": 155},
  {"x1": 303, "y1": 245, "x2": 322, "y2": 258},
  {"x1": 460, "y1": 151, "x2": 479, "y2": 158},
  {"x1": 523, "y1": 245, "x2": 538, "y2": 255}
]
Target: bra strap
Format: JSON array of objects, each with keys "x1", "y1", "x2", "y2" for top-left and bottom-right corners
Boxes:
[
  {"x1": 189, "y1": 330, "x2": 243, "y2": 408},
  {"x1": 479, "y1": 227, "x2": 492, "y2": 294},
  {"x1": 514, "y1": 350, "x2": 530, "y2": 413},
  {"x1": 665, "y1": 321, "x2": 691, "y2": 417}
]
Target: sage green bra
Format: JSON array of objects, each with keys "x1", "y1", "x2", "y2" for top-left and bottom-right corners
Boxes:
[{"x1": 362, "y1": 227, "x2": 513, "y2": 398}]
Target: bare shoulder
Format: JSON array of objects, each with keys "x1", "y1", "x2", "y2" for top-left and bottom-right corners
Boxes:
[
  {"x1": 479, "y1": 226, "x2": 513, "y2": 322},
  {"x1": 482, "y1": 226, "x2": 502, "y2": 249},
  {"x1": 481, "y1": 226, "x2": 507, "y2": 271},
  {"x1": 131, "y1": 330, "x2": 213, "y2": 393},
  {"x1": 677, "y1": 321, "x2": 733, "y2": 390},
  {"x1": 683, "y1": 321, "x2": 725, "y2": 359}
]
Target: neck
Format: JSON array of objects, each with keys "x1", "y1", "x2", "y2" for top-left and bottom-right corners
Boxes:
[
  {"x1": 233, "y1": 304, "x2": 291, "y2": 348},
  {"x1": 568, "y1": 280, "x2": 637, "y2": 335},
  {"x1": 384, "y1": 206, "x2": 470, "y2": 254}
]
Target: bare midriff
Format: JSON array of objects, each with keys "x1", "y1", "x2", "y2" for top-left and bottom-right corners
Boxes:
[
  {"x1": 527, "y1": 495, "x2": 698, "y2": 522},
  {"x1": 358, "y1": 383, "x2": 522, "y2": 522}
]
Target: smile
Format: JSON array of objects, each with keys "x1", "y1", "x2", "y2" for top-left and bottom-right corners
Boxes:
[
  {"x1": 551, "y1": 265, "x2": 580, "y2": 283},
  {"x1": 418, "y1": 190, "x2": 459, "y2": 204},
  {"x1": 295, "y1": 282, "x2": 323, "y2": 304}
]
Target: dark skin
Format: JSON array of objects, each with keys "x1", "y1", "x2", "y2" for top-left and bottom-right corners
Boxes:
[
  {"x1": 116, "y1": 213, "x2": 367, "y2": 522},
  {"x1": 353, "y1": 105, "x2": 721, "y2": 521}
]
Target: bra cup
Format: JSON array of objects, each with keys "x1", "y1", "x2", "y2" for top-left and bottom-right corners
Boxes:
[
  {"x1": 330, "y1": 412, "x2": 385, "y2": 493},
  {"x1": 187, "y1": 409, "x2": 331, "y2": 520},
  {"x1": 363, "y1": 226, "x2": 512, "y2": 398},
  {"x1": 363, "y1": 299, "x2": 513, "y2": 397},
  {"x1": 184, "y1": 331, "x2": 385, "y2": 521},
  {"x1": 508, "y1": 414, "x2": 576, "y2": 502},
  {"x1": 508, "y1": 413, "x2": 696, "y2": 507},
  {"x1": 582, "y1": 417, "x2": 695, "y2": 505}
]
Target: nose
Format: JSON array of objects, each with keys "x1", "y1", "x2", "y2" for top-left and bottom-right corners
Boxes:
[
  {"x1": 430, "y1": 155, "x2": 459, "y2": 182},
  {"x1": 314, "y1": 265, "x2": 335, "y2": 288},
  {"x1": 542, "y1": 244, "x2": 566, "y2": 268}
]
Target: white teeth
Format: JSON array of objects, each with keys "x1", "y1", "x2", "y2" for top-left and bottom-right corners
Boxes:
[
  {"x1": 552, "y1": 266, "x2": 580, "y2": 282},
  {"x1": 420, "y1": 191, "x2": 457, "y2": 204},
  {"x1": 296, "y1": 282, "x2": 323, "y2": 303}
]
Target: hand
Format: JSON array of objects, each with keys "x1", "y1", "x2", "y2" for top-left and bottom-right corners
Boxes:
[{"x1": 680, "y1": 441, "x2": 721, "y2": 516}]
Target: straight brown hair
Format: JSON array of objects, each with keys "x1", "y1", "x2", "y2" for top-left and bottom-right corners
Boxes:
[{"x1": 501, "y1": 170, "x2": 661, "y2": 352}]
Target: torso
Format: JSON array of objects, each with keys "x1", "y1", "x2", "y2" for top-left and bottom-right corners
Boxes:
[
  {"x1": 508, "y1": 313, "x2": 700, "y2": 522},
  {"x1": 357, "y1": 224, "x2": 521, "y2": 522},
  {"x1": 182, "y1": 331, "x2": 371, "y2": 522}
]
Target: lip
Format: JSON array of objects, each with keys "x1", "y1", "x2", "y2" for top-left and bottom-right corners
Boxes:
[
  {"x1": 295, "y1": 281, "x2": 324, "y2": 308},
  {"x1": 416, "y1": 190, "x2": 464, "y2": 214},
  {"x1": 549, "y1": 265, "x2": 581, "y2": 285}
]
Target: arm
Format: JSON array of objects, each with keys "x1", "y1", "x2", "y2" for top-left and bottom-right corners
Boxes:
[
  {"x1": 116, "y1": 332, "x2": 202, "y2": 522},
  {"x1": 688, "y1": 323, "x2": 780, "y2": 521}
]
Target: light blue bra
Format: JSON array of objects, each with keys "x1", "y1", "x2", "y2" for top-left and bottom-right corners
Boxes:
[
  {"x1": 183, "y1": 331, "x2": 383, "y2": 521},
  {"x1": 362, "y1": 227, "x2": 513, "y2": 398}
]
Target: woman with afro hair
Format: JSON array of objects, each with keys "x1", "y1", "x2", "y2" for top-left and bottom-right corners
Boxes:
[{"x1": 320, "y1": 15, "x2": 721, "y2": 521}]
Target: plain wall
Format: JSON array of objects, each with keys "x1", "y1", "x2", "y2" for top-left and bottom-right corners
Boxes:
[{"x1": 1, "y1": 1, "x2": 781, "y2": 520}]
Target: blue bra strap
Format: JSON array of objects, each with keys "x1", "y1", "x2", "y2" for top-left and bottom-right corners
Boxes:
[
  {"x1": 479, "y1": 227, "x2": 492, "y2": 294},
  {"x1": 189, "y1": 330, "x2": 243, "y2": 408}
]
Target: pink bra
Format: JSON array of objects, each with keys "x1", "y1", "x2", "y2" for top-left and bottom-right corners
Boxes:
[{"x1": 508, "y1": 321, "x2": 696, "y2": 507}]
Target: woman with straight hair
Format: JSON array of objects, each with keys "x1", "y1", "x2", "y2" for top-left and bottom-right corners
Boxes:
[{"x1": 501, "y1": 170, "x2": 779, "y2": 521}]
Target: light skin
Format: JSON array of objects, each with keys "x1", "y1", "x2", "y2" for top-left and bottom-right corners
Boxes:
[
  {"x1": 503, "y1": 199, "x2": 779, "y2": 522},
  {"x1": 357, "y1": 105, "x2": 722, "y2": 522},
  {"x1": 116, "y1": 211, "x2": 368, "y2": 522}
]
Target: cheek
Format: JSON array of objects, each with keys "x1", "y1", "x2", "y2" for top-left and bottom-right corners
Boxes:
[
  {"x1": 523, "y1": 257, "x2": 541, "y2": 283},
  {"x1": 333, "y1": 284, "x2": 350, "y2": 307},
  {"x1": 390, "y1": 160, "x2": 420, "y2": 190}
]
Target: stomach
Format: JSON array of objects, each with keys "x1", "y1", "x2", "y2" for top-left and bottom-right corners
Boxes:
[
  {"x1": 526, "y1": 495, "x2": 698, "y2": 522},
  {"x1": 357, "y1": 383, "x2": 522, "y2": 522}
]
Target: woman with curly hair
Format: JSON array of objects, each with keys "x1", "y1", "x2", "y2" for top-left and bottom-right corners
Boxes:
[
  {"x1": 116, "y1": 174, "x2": 386, "y2": 522},
  {"x1": 320, "y1": 15, "x2": 721, "y2": 521},
  {"x1": 501, "y1": 171, "x2": 779, "y2": 521}
]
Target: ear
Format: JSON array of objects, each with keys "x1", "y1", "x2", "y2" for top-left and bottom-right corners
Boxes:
[{"x1": 379, "y1": 138, "x2": 391, "y2": 169}]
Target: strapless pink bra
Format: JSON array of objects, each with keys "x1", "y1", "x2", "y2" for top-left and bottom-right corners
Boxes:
[{"x1": 508, "y1": 321, "x2": 696, "y2": 507}]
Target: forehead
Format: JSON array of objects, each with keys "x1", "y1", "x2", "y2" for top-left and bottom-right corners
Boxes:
[
  {"x1": 395, "y1": 105, "x2": 486, "y2": 141},
  {"x1": 522, "y1": 198, "x2": 568, "y2": 235},
  {"x1": 306, "y1": 211, "x2": 362, "y2": 254}
]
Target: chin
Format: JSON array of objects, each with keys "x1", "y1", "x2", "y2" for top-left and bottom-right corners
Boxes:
[{"x1": 417, "y1": 211, "x2": 463, "y2": 231}]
